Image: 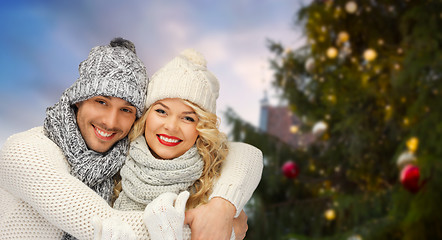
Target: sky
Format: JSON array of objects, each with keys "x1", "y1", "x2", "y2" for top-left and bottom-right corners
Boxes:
[{"x1": 0, "y1": 0, "x2": 310, "y2": 146}]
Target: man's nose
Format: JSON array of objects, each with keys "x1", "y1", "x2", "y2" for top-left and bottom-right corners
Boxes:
[{"x1": 102, "y1": 108, "x2": 119, "y2": 130}]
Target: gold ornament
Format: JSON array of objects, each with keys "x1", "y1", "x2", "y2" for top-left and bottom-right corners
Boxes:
[
  {"x1": 337, "y1": 31, "x2": 350, "y2": 44},
  {"x1": 327, "y1": 47, "x2": 338, "y2": 59},
  {"x1": 363, "y1": 48, "x2": 377, "y2": 61},
  {"x1": 406, "y1": 137, "x2": 419, "y2": 153},
  {"x1": 324, "y1": 209, "x2": 336, "y2": 220}
]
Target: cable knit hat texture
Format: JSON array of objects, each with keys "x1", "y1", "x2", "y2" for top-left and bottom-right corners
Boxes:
[
  {"x1": 68, "y1": 37, "x2": 148, "y2": 117},
  {"x1": 145, "y1": 49, "x2": 219, "y2": 114}
]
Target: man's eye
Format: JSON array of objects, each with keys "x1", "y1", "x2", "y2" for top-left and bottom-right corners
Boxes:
[
  {"x1": 121, "y1": 108, "x2": 133, "y2": 113},
  {"x1": 96, "y1": 100, "x2": 106, "y2": 105}
]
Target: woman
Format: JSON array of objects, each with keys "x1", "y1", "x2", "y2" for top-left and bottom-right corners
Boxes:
[{"x1": 112, "y1": 49, "x2": 262, "y2": 239}]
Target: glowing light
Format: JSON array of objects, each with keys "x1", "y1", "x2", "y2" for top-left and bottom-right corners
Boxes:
[
  {"x1": 363, "y1": 48, "x2": 377, "y2": 61},
  {"x1": 345, "y1": 1, "x2": 358, "y2": 14},
  {"x1": 327, "y1": 47, "x2": 339, "y2": 59},
  {"x1": 290, "y1": 125, "x2": 299, "y2": 134},
  {"x1": 327, "y1": 94, "x2": 337, "y2": 103}
]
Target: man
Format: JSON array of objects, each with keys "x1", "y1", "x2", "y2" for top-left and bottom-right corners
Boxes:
[{"x1": 0, "y1": 38, "x2": 262, "y2": 239}]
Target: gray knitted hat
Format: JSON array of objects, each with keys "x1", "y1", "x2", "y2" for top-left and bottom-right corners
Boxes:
[
  {"x1": 68, "y1": 37, "x2": 148, "y2": 117},
  {"x1": 145, "y1": 48, "x2": 219, "y2": 114}
]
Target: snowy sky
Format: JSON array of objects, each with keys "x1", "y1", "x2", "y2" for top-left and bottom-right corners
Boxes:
[{"x1": 0, "y1": 0, "x2": 309, "y2": 146}]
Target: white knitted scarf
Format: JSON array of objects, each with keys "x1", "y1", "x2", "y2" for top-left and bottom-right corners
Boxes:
[{"x1": 114, "y1": 136, "x2": 204, "y2": 211}]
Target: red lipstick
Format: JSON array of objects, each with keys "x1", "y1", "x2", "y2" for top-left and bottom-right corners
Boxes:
[{"x1": 157, "y1": 134, "x2": 182, "y2": 147}]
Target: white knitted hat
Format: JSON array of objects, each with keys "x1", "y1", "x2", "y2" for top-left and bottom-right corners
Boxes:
[{"x1": 145, "y1": 49, "x2": 219, "y2": 114}]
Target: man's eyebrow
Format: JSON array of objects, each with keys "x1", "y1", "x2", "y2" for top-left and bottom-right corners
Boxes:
[
  {"x1": 124, "y1": 101, "x2": 135, "y2": 107},
  {"x1": 102, "y1": 96, "x2": 135, "y2": 107}
]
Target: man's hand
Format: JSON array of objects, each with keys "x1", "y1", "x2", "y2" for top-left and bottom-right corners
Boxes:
[
  {"x1": 184, "y1": 197, "x2": 236, "y2": 240},
  {"x1": 233, "y1": 210, "x2": 248, "y2": 239},
  {"x1": 144, "y1": 191, "x2": 189, "y2": 240},
  {"x1": 92, "y1": 215, "x2": 136, "y2": 240}
]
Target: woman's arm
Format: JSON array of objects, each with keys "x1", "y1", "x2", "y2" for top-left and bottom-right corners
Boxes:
[{"x1": 0, "y1": 127, "x2": 149, "y2": 239}]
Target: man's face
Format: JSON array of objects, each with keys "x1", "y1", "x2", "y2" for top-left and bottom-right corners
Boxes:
[{"x1": 75, "y1": 96, "x2": 137, "y2": 153}]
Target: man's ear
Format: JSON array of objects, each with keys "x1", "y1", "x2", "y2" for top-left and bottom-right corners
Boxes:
[{"x1": 73, "y1": 102, "x2": 81, "y2": 114}]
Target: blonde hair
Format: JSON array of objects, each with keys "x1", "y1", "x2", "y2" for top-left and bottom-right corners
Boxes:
[{"x1": 127, "y1": 99, "x2": 229, "y2": 209}]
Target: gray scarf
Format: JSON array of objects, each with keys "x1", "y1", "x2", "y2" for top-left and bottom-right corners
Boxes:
[
  {"x1": 114, "y1": 136, "x2": 204, "y2": 211},
  {"x1": 44, "y1": 92, "x2": 128, "y2": 240}
]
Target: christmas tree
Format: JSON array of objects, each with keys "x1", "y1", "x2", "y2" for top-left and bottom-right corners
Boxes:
[{"x1": 225, "y1": 0, "x2": 442, "y2": 239}]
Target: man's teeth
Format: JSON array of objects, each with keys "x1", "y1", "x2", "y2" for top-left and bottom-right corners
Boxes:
[
  {"x1": 159, "y1": 135, "x2": 180, "y2": 143},
  {"x1": 96, "y1": 128, "x2": 112, "y2": 137}
]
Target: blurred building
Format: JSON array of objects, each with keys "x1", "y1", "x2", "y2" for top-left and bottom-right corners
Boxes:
[{"x1": 259, "y1": 93, "x2": 315, "y2": 149}]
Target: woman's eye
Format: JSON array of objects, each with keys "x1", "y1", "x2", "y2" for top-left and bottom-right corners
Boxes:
[
  {"x1": 184, "y1": 116, "x2": 195, "y2": 122},
  {"x1": 155, "y1": 109, "x2": 166, "y2": 114},
  {"x1": 96, "y1": 100, "x2": 106, "y2": 105}
]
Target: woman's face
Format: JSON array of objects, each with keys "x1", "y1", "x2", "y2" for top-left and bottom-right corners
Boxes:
[{"x1": 144, "y1": 98, "x2": 199, "y2": 159}]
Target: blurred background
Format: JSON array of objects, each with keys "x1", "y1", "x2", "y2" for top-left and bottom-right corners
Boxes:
[
  {"x1": 0, "y1": 0, "x2": 305, "y2": 146},
  {"x1": 2, "y1": 0, "x2": 442, "y2": 240}
]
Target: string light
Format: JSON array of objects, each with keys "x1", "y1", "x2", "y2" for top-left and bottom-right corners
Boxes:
[{"x1": 327, "y1": 47, "x2": 339, "y2": 59}]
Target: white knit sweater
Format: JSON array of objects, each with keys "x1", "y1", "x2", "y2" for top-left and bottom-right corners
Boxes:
[{"x1": 0, "y1": 127, "x2": 263, "y2": 239}]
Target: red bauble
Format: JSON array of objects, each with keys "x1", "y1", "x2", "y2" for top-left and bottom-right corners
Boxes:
[
  {"x1": 400, "y1": 164, "x2": 420, "y2": 193},
  {"x1": 282, "y1": 161, "x2": 299, "y2": 179}
]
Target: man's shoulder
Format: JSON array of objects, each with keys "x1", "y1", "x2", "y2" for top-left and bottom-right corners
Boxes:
[
  {"x1": 1, "y1": 126, "x2": 69, "y2": 173},
  {"x1": 3, "y1": 126, "x2": 56, "y2": 150},
  {"x1": 6, "y1": 126, "x2": 46, "y2": 141}
]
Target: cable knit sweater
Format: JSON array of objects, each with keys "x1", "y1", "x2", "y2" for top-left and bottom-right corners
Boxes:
[{"x1": 0, "y1": 127, "x2": 263, "y2": 239}]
